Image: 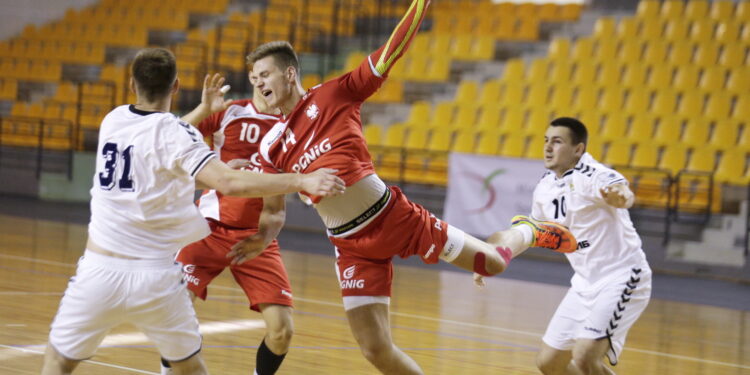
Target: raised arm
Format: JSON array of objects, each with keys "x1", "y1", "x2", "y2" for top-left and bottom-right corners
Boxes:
[
  {"x1": 181, "y1": 73, "x2": 232, "y2": 126},
  {"x1": 600, "y1": 183, "x2": 635, "y2": 209},
  {"x1": 196, "y1": 159, "x2": 345, "y2": 198}
]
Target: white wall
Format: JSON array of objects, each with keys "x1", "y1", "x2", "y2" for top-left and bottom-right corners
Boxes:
[{"x1": 0, "y1": 0, "x2": 99, "y2": 40}]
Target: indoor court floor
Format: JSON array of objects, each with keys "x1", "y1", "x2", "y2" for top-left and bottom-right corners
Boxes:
[{"x1": 1, "y1": 213, "x2": 749, "y2": 374}]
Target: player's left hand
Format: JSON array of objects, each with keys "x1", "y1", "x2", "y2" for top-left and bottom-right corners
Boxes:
[
  {"x1": 227, "y1": 233, "x2": 266, "y2": 265},
  {"x1": 600, "y1": 184, "x2": 633, "y2": 208},
  {"x1": 201, "y1": 73, "x2": 233, "y2": 115},
  {"x1": 473, "y1": 273, "x2": 485, "y2": 288},
  {"x1": 227, "y1": 158, "x2": 252, "y2": 170}
]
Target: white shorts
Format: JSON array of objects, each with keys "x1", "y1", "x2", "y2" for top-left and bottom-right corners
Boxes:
[
  {"x1": 48, "y1": 250, "x2": 202, "y2": 361},
  {"x1": 542, "y1": 266, "x2": 652, "y2": 365}
]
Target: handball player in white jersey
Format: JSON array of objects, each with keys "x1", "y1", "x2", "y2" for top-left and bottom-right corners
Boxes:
[
  {"x1": 526, "y1": 117, "x2": 652, "y2": 375},
  {"x1": 42, "y1": 48, "x2": 344, "y2": 375}
]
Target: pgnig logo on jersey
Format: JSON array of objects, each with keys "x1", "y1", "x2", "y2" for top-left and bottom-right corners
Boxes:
[
  {"x1": 340, "y1": 265, "x2": 365, "y2": 289},
  {"x1": 182, "y1": 264, "x2": 200, "y2": 286}
]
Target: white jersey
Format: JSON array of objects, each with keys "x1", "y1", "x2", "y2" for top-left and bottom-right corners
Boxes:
[
  {"x1": 531, "y1": 153, "x2": 649, "y2": 291},
  {"x1": 88, "y1": 105, "x2": 216, "y2": 259}
]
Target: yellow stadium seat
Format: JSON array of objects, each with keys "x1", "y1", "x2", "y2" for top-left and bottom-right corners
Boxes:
[
  {"x1": 685, "y1": 0, "x2": 710, "y2": 21},
  {"x1": 476, "y1": 105, "x2": 502, "y2": 132},
  {"x1": 664, "y1": 19, "x2": 689, "y2": 43},
  {"x1": 604, "y1": 140, "x2": 632, "y2": 166},
  {"x1": 596, "y1": 63, "x2": 623, "y2": 88},
  {"x1": 405, "y1": 127, "x2": 429, "y2": 149},
  {"x1": 686, "y1": 147, "x2": 716, "y2": 173},
  {"x1": 601, "y1": 114, "x2": 628, "y2": 142},
  {"x1": 698, "y1": 66, "x2": 727, "y2": 93},
  {"x1": 548, "y1": 38, "x2": 571, "y2": 61},
  {"x1": 302, "y1": 74, "x2": 321, "y2": 90},
  {"x1": 741, "y1": 26, "x2": 750, "y2": 46},
  {"x1": 631, "y1": 142, "x2": 660, "y2": 168},
  {"x1": 676, "y1": 91, "x2": 705, "y2": 119},
  {"x1": 643, "y1": 41, "x2": 668, "y2": 66},
  {"x1": 651, "y1": 89, "x2": 678, "y2": 117},
  {"x1": 659, "y1": 143, "x2": 689, "y2": 174},
  {"x1": 499, "y1": 81, "x2": 525, "y2": 107},
  {"x1": 704, "y1": 92, "x2": 732, "y2": 121},
  {"x1": 709, "y1": 120, "x2": 739, "y2": 150},
  {"x1": 571, "y1": 37, "x2": 594, "y2": 62},
  {"x1": 453, "y1": 103, "x2": 479, "y2": 129},
  {"x1": 719, "y1": 44, "x2": 745, "y2": 68},
  {"x1": 616, "y1": 18, "x2": 639, "y2": 40},
  {"x1": 503, "y1": 58, "x2": 525, "y2": 81},
  {"x1": 593, "y1": 17, "x2": 616, "y2": 40},
  {"x1": 363, "y1": 124, "x2": 383, "y2": 146},
  {"x1": 682, "y1": 119, "x2": 711, "y2": 148},
  {"x1": 636, "y1": 0, "x2": 660, "y2": 19},
  {"x1": 653, "y1": 116, "x2": 684, "y2": 146},
  {"x1": 726, "y1": 70, "x2": 749, "y2": 95},
  {"x1": 525, "y1": 109, "x2": 553, "y2": 137},
  {"x1": 560, "y1": 3, "x2": 582, "y2": 21},
  {"x1": 383, "y1": 124, "x2": 406, "y2": 147},
  {"x1": 715, "y1": 148, "x2": 747, "y2": 185},
  {"x1": 515, "y1": 16, "x2": 540, "y2": 41},
  {"x1": 594, "y1": 40, "x2": 618, "y2": 65},
  {"x1": 673, "y1": 65, "x2": 700, "y2": 91},
  {"x1": 710, "y1": 0, "x2": 735, "y2": 21},
  {"x1": 689, "y1": 20, "x2": 716, "y2": 44},
  {"x1": 550, "y1": 86, "x2": 573, "y2": 113},
  {"x1": 661, "y1": 0, "x2": 685, "y2": 19},
  {"x1": 693, "y1": 43, "x2": 719, "y2": 68},
  {"x1": 737, "y1": 1, "x2": 750, "y2": 22},
  {"x1": 639, "y1": 18, "x2": 665, "y2": 42},
  {"x1": 578, "y1": 111, "x2": 603, "y2": 136},
  {"x1": 427, "y1": 128, "x2": 452, "y2": 152},
  {"x1": 622, "y1": 64, "x2": 648, "y2": 90},
  {"x1": 455, "y1": 80, "x2": 478, "y2": 104},
  {"x1": 573, "y1": 85, "x2": 599, "y2": 112},
  {"x1": 500, "y1": 107, "x2": 526, "y2": 133},
  {"x1": 624, "y1": 88, "x2": 651, "y2": 115},
  {"x1": 548, "y1": 61, "x2": 573, "y2": 86},
  {"x1": 715, "y1": 21, "x2": 740, "y2": 45},
  {"x1": 617, "y1": 40, "x2": 643, "y2": 65},
  {"x1": 500, "y1": 133, "x2": 527, "y2": 158},
  {"x1": 406, "y1": 101, "x2": 431, "y2": 127},
  {"x1": 452, "y1": 129, "x2": 477, "y2": 153},
  {"x1": 429, "y1": 102, "x2": 456, "y2": 128},
  {"x1": 476, "y1": 130, "x2": 501, "y2": 155},
  {"x1": 732, "y1": 96, "x2": 750, "y2": 119},
  {"x1": 667, "y1": 41, "x2": 694, "y2": 66},
  {"x1": 525, "y1": 83, "x2": 550, "y2": 106},
  {"x1": 477, "y1": 80, "x2": 501, "y2": 109},
  {"x1": 587, "y1": 138, "x2": 604, "y2": 160},
  {"x1": 572, "y1": 62, "x2": 597, "y2": 87},
  {"x1": 525, "y1": 135, "x2": 545, "y2": 160},
  {"x1": 526, "y1": 58, "x2": 550, "y2": 84},
  {"x1": 599, "y1": 87, "x2": 625, "y2": 114}
]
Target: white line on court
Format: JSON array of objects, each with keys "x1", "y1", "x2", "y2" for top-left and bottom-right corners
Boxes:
[
  {"x1": 0, "y1": 344, "x2": 158, "y2": 374},
  {"x1": 5, "y1": 253, "x2": 750, "y2": 370}
]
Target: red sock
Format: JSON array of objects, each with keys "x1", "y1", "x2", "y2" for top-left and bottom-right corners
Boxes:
[{"x1": 496, "y1": 247, "x2": 512, "y2": 266}]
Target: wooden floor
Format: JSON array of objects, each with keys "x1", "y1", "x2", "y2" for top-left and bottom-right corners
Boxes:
[{"x1": 0, "y1": 214, "x2": 749, "y2": 375}]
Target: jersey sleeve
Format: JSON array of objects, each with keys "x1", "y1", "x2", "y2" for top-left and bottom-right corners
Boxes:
[
  {"x1": 195, "y1": 110, "x2": 224, "y2": 137},
  {"x1": 162, "y1": 117, "x2": 216, "y2": 178},
  {"x1": 587, "y1": 167, "x2": 629, "y2": 203},
  {"x1": 339, "y1": 0, "x2": 430, "y2": 101}
]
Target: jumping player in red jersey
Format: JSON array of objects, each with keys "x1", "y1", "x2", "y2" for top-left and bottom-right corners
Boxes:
[
  {"x1": 245, "y1": 1, "x2": 578, "y2": 373},
  {"x1": 158, "y1": 74, "x2": 293, "y2": 375}
]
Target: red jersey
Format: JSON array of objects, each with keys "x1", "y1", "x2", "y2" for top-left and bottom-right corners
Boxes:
[
  {"x1": 196, "y1": 100, "x2": 280, "y2": 229},
  {"x1": 259, "y1": 0, "x2": 429, "y2": 203}
]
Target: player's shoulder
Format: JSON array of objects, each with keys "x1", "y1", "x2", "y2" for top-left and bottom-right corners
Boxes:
[{"x1": 224, "y1": 99, "x2": 280, "y2": 122}]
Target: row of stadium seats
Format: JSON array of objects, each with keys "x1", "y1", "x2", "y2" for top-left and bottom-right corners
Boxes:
[
  {"x1": 365, "y1": 123, "x2": 748, "y2": 185},
  {"x1": 636, "y1": 0, "x2": 750, "y2": 22},
  {"x1": 0, "y1": 40, "x2": 107, "y2": 65},
  {"x1": 594, "y1": 16, "x2": 750, "y2": 45}
]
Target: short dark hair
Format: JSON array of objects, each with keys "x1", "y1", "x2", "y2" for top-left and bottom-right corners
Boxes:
[
  {"x1": 550, "y1": 117, "x2": 588, "y2": 146},
  {"x1": 246, "y1": 41, "x2": 300, "y2": 73},
  {"x1": 131, "y1": 48, "x2": 177, "y2": 102}
]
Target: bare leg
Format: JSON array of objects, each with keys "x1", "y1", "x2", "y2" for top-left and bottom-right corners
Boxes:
[
  {"x1": 537, "y1": 343, "x2": 572, "y2": 375},
  {"x1": 170, "y1": 354, "x2": 208, "y2": 375},
  {"x1": 259, "y1": 304, "x2": 294, "y2": 355},
  {"x1": 449, "y1": 230, "x2": 529, "y2": 276},
  {"x1": 346, "y1": 303, "x2": 423, "y2": 375},
  {"x1": 569, "y1": 339, "x2": 616, "y2": 375},
  {"x1": 41, "y1": 344, "x2": 80, "y2": 375}
]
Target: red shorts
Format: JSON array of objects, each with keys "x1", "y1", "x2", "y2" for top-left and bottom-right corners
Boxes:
[
  {"x1": 176, "y1": 221, "x2": 293, "y2": 312},
  {"x1": 329, "y1": 186, "x2": 450, "y2": 297}
]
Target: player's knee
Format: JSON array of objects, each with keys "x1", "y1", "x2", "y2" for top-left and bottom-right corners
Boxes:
[
  {"x1": 570, "y1": 354, "x2": 600, "y2": 375},
  {"x1": 267, "y1": 324, "x2": 294, "y2": 347},
  {"x1": 536, "y1": 353, "x2": 563, "y2": 375},
  {"x1": 473, "y1": 252, "x2": 505, "y2": 276},
  {"x1": 358, "y1": 339, "x2": 393, "y2": 364}
]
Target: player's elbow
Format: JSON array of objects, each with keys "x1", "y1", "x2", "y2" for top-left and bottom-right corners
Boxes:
[{"x1": 214, "y1": 174, "x2": 247, "y2": 196}]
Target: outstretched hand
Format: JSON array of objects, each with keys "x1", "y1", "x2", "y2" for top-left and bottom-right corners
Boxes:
[
  {"x1": 600, "y1": 184, "x2": 633, "y2": 208},
  {"x1": 301, "y1": 168, "x2": 346, "y2": 197},
  {"x1": 227, "y1": 233, "x2": 266, "y2": 265},
  {"x1": 201, "y1": 73, "x2": 232, "y2": 115}
]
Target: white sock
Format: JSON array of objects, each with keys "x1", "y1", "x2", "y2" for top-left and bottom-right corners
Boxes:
[
  {"x1": 160, "y1": 364, "x2": 173, "y2": 375},
  {"x1": 511, "y1": 224, "x2": 534, "y2": 247}
]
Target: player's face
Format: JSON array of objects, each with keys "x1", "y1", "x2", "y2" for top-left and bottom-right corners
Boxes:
[
  {"x1": 252, "y1": 56, "x2": 292, "y2": 109},
  {"x1": 544, "y1": 126, "x2": 583, "y2": 175}
]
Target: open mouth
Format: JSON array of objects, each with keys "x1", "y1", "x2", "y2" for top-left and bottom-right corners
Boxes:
[{"x1": 262, "y1": 89, "x2": 272, "y2": 98}]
